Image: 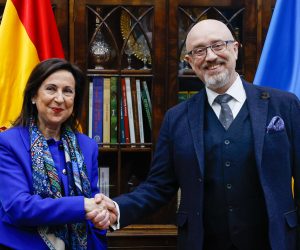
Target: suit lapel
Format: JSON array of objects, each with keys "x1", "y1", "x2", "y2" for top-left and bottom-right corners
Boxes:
[
  {"x1": 243, "y1": 81, "x2": 269, "y2": 170},
  {"x1": 188, "y1": 90, "x2": 206, "y2": 177}
]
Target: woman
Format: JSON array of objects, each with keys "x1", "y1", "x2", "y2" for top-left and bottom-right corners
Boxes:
[{"x1": 0, "y1": 58, "x2": 107, "y2": 249}]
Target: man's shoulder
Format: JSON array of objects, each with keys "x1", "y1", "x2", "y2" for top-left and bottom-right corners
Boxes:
[{"x1": 244, "y1": 81, "x2": 299, "y2": 101}]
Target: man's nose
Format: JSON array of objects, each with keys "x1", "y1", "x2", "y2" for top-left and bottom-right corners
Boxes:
[{"x1": 205, "y1": 47, "x2": 218, "y2": 61}]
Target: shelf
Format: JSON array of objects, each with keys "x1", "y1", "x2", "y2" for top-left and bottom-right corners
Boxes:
[{"x1": 107, "y1": 224, "x2": 177, "y2": 237}]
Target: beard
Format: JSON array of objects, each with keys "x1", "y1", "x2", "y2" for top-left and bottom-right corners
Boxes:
[{"x1": 203, "y1": 68, "x2": 231, "y2": 91}]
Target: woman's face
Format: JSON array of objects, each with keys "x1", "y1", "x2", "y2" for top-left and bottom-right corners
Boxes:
[{"x1": 32, "y1": 70, "x2": 76, "y2": 131}]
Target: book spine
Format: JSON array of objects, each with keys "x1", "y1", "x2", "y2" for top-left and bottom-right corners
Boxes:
[
  {"x1": 136, "y1": 79, "x2": 144, "y2": 143},
  {"x1": 125, "y1": 77, "x2": 135, "y2": 143},
  {"x1": 110, "y1": 76, "x2": 118, "y2": 144},
  {"x1": 92, "y1": 76, "x2": 103, "y2": 143},
  {"x1": 88, "y1": 81, "x2": 93, "y2": 138},
  {"x1": 121, "y1": 78, "x2": 130, "y2": 143},
  {"x1": 141, "y1": 87, "x2": 152, "y2": 130},
  {"x1": 120, "y1": 97, "x2": 126, "y2": 143},
  {"x1": 142, "y1": 80, "x2": 152, "y2": 112},
  {"x1": 131, "y1": 77, "x2": 140, "y2": 143},
  {"x1": 178, "y1": 91, "x2": 189, "y2": 102},
  {"x1": 103, "y1": 78, "x2": 111, "y2": 145}
]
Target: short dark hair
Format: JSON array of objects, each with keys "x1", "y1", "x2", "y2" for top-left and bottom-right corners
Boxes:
[{"x1": 14, "y1": 58, "x2": 85, "y2": 131}]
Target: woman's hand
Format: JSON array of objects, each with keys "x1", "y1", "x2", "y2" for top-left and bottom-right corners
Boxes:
[{"x1": 84, "y1": 197, "x2": 111, "y2": 229}]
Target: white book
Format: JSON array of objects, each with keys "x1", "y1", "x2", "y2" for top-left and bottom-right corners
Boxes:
[
  {"x1": 98, "y1": 167, "x2": 109, "y2": 197},
  {"x1": 142, "y1": 80, "x2": 152, "y2": 112},
  {"x1": 136, "y1": 79, "x2": 144, "y2": 143},
  {"x1": 88, "y1": 82, "x2": 93, "y2": 138},
  {"x1": 125, "y1": 77, "x2": 136, "y2": 143}
]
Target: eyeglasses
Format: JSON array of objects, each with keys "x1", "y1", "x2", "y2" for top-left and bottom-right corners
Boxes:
[{"x1": 187, "y1": 40, "x2": 235, "y2": 58}]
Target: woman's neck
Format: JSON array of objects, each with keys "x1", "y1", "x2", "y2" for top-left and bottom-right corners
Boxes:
[{"x1": 38, "y1": 123, "x2": 61, "y2": 141}]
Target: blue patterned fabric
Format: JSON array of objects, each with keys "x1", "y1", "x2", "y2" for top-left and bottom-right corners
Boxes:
[{"x1": 30, "y1": 118, "x2": 92, "y2": 250}]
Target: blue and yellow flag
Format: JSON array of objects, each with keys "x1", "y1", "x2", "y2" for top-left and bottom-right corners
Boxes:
[{"x1": 254, "y1": 0, "x2": 300, "y2": 98}]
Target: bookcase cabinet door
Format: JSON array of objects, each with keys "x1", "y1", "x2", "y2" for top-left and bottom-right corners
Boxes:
[{"x1": 168, "y1": 0, "x2": 259, "y2": 107}]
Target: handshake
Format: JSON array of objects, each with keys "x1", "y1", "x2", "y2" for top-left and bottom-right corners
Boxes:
[{"x1": 84, "y1": 193, "x2": 118, "y2": 230}]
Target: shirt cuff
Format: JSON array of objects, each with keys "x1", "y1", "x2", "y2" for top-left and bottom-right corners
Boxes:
[{"x1": 110, "y1": 201, "x2": 120, "y2": 230}]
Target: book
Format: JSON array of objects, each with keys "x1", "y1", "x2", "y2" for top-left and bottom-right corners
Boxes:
[
  {"x1": 121, "y1": 78, "x2": 130, "y2": 143},
  {"x1": 103, "y1": 78, "x2": 110, "y2": 145},
  {"x1": 88, "y1": 81, "x2": 93, "y2": 138},
  {"x1": 136, "y1": 79, "x2": 145, "y2": 143},
  {"x1": 142, "y1": 80, "x2": 152, "y2": 112},
  {"x1": 125, "y1": 77, "x2": 135, "y2": 143},
  {"x1": 120, "y1": 98, "x2": 126, "y2": 143},
  {"x1": 110, "y1": 76, "x2": 118, "y2": 144},
  {"x1": 98, "y1": 166, "x2": 109, "y2": 197},
  {"x1": 178, "y1": 91, "x2": 189, "y2": 102},
  {"x1": 131, "y1": 77, "x2": 140, "y2": 143},
  {"x1": 141, "y1": 86, "x2": 152, "y2": 130},
  {"x1": 92, "y1": 76, "x2": 103, "y2": 143},
  {"x1": 189, "y1": 90, "x2": 199, "y2": 97}
]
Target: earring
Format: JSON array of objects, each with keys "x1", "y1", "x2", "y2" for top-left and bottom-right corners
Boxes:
[{"x1": 32, "y1": 101, "x2": 35, "y2": 105}]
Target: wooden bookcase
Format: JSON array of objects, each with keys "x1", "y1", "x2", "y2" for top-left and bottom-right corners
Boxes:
[{"x1": 0, "y1": 0, "x2": 276, "y2": 249}]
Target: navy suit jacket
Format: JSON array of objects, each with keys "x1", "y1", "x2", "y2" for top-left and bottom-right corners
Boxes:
[
  {"x1": 114, "y1": 81, "x2": 300, "y2": 250},
  {"x1": 0, "y1": 126, "x2": 106, "y2": 249}
]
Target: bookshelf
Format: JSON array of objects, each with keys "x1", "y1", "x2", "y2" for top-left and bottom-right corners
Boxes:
[{"x1": 0, "y1": 0, "x2": 276, "y2": 248}]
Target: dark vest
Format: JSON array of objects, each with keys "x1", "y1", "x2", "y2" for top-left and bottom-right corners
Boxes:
[{"x1": 203, "y1": 101, "x2": 270, "y2": 250}]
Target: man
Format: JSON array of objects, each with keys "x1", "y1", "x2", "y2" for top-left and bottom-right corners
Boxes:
[{"x1": 90, "y1": 19, "x2": 300, "y2": 250}]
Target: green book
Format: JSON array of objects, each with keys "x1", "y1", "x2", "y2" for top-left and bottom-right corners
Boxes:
[
  {"x1": 141, "y1": 87, "x2": 152, "y2": 130},
  {"x1": 178, "y1": 91, "x2": 189, "y2": 102}
]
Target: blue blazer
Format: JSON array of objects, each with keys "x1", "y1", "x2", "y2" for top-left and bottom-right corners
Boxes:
[
  {"x1": 0, "y1": 126, "x2": 106, "y2": 249},
  {"x1": 114, "y1": 81, "x2": 300, "y2": 250}
]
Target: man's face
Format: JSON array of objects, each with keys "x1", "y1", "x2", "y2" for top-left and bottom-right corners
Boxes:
[{"x1": 185, "y1": 21, "x2": 239, "y2": 92}]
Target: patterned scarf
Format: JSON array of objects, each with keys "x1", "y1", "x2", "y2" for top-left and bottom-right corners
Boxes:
[{"x1": 30, "y1": 118, "x2": 92, "y2": 250}]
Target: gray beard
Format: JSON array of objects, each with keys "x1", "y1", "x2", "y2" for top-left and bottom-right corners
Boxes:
[{"x1": 204, "y1": 69, "x2": 230, "y2": 91}]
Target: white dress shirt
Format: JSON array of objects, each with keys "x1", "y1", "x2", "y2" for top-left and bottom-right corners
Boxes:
[{"x1": 205, "y1": 74, "x2": 246, "y2": 119}]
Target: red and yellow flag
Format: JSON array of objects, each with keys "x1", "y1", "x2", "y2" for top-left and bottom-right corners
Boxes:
[{"x1": 0, "y1": 0, "x2": 64, "y2": 129}]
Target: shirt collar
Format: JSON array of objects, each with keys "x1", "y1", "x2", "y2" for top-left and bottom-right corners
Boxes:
[{"x1": 205, "y1": 74, "x2": 246, "y2": 106}]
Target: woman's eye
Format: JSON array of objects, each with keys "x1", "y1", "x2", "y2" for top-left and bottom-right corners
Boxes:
[
  {"x1": 46, "y1": 86, "x2": 56, "y2": 91},
  {"x1": 64, "y1": 88, "x2": 74, "y2": 95}
]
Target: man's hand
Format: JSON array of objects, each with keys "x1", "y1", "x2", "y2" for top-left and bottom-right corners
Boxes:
[
  {"x1": 84, "y1": 197, "x2": 110, "y2": 229},
  {"x1": 86, "y1": 193, "x2": 118, "y2": 229}
]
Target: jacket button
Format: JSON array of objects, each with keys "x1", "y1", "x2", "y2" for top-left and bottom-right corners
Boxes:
[
  {"x1": 225, "y1": 161, "x2": 231, "y2": 167},
  {"x1": 62, "y1": 169, "x2": 67, "y2": 175},
  {"x1": 226, "y1": 184, "x2": 232, "y2": 189},
  {"x1": 198, "y1": 178, "x2": 202, "y2": 183},
  {"x1": 224, "y1": 140, "x2": 230, "y2": 145}
]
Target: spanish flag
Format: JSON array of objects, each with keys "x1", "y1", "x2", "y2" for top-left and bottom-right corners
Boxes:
[{"x1": 0, "y1": 0, "x2": 64, "y2": 129}]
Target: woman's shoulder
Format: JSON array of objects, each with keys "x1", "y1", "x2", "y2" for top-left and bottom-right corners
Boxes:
[
  {"x1": 0, "y1": 126, "x2": 28, "y2": 140},
  {"x1": 75, "y1": 132, "x2": 97, "y2": 147},
  {"x1": 0, "y1": 126, "x2": 29, "y2": 150}
]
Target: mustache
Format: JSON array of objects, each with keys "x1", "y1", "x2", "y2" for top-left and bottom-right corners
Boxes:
[{"x1": 202, "y1": 59, "x2": 226, "y2": 69}]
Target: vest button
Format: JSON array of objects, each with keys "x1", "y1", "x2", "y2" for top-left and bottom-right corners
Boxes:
[
  {"x1": 224, "y1": 140, "x2": 230, "y2": 145},
  {"x1": 226, "y1": 183, "x2": 232, "y2": 189},
  {"x1": 225, "y1": 161, "x2": 231, "y2": 167},
  {"x1": 228, "y1": 205, "x2": 233, "y2": 212}
]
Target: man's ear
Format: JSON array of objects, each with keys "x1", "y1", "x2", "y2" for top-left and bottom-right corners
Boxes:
[
  {"x1": 184, "y1": 55, "x2": 192, "y2": 68},
  {"x1": 233, "y1": 42, "x2": 239, "y2": 60}
]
